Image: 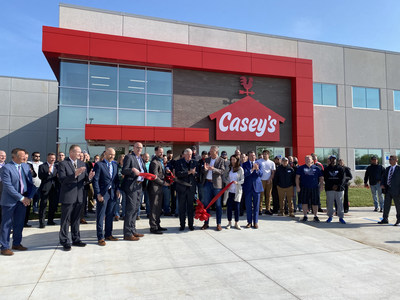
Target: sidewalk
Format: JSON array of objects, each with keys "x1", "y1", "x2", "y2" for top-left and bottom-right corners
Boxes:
[{"x1": 0, "y1": 207, "x2": 399, "y2": 299}]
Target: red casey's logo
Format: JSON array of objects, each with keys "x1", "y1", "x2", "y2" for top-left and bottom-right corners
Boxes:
[{"x1": 209, "y1": 77, "x2": 285, "y2": 141}]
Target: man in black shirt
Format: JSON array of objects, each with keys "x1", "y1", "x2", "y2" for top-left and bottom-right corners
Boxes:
[
  {"x1": 364, "y1": 156, "x2": 385, "y2": 212},
  {"x1": 324, "y1": 155, "x2": 346, "y2": 224},
  {"x1": 275, "y1": 157, "x2": 295, "y2": 217}
]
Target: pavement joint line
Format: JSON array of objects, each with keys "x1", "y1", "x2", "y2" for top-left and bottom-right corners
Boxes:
[
  {"x1": 203, "y1": 230, "x2": 301, "y2": 300},
  {"x1": 28, "y1": 244, "x2": 59, "y2": 299},
  {"x1": 28, "y1": 259, "x2": 246, "y2": 285}
]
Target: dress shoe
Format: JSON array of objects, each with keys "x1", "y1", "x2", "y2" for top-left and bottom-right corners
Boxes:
[
  {"x1": 373, "y1": 208, "x2": 378, "y2": 212},
  {"x1": 1, "y1": 249, "x2": 14, "y2": 256},
  {"x1": 47, "y1": 221, "x2": 56, "y2": 225},
  {"x1": 314, "y1": 216, "x2": 320, "y2": 223},
  {"x1": 150, "y1": 229, "x2": 163, "y2": 234},
  {"x1": 378, "y1": 219, "x2": 388, "y2": 224},
  {"x1": 98, "y1": 239, "x2": 106, "y2": 246},
  {"x1": 80, "y1": 219, "x2": 88, "y2": 224},
  {"x1": 158, "y1": 227, "x2": 168, "y2": 231},
  {"x1": 201, "y1": 224, "x2": 209, "y2": 230},
  {"x1": 216, "y1": 224, "x2": 222, "y2": 231},
  {"x1": 253, "y1": 223, "x2": 259, "y2": 229},
  {"x1": 179, "y1": 226, "x2": 185, "y2": 231},
  {"x1": 136, "y1": 216, "x2": 141, "y2": 220},
  {"x1": 164, "y1": 212, "x2": 173, "y2": 216},
  {"x1": 114, "y1": 216, "x2": 119, "y2": 221},
  {"x1": 24, "y1": 223, "x2": 32, "y2": 228},
  {"x1": 62, "y1": 245, "x2": 71, "y2": 251},
  {"x1": 72, "y1": 241, "x2": 86, "y2": 247},
  {"x1": 124, "y1": 235, "x2": 139, "y2": 241},
  {"x1": 380, "y1": 209, "x2": 383, "y2": 213},
  {"x1": 265, "y1": 210, "x2": 273, "y2": 215},
  {"x1": 394, "y1": 221, "x2": 400, "y2": 226},
  {"x1": 12, "y1": 244, "x2": 27, "y2": 251},
  {"x1": 39, "y1": 223, "x2": 45, "y2": 229},
  {"x1": 133, "y1": 233, "x2": 144, "y2": 237},
  {"x1": 105, "y1": 236, "x2": 119, "y2": 241},
  {"x1": 289, "y1": 213, "x2": 295, "y2": 218},
  {"x1": 189, "y1": 226, "x2": 194, "y2": 231},
  {"x1": 318, "y1": 208, "x2": 324, "y2": 213},
  {"x1": 245, "y1": 223, "x2": 252, "y2": 228}
]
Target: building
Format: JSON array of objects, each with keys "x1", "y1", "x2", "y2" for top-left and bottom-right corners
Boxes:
[{"x1": 2, "y1": 3, "x2": 400, "y2": 178}]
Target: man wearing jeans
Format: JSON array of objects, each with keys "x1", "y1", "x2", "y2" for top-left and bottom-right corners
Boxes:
[
  {"x1": 324, "y1": 155, "x2": 346, "y2": 224},
  {"x1": 364, "y1": 156, "x2": 385, "y2": 212}
]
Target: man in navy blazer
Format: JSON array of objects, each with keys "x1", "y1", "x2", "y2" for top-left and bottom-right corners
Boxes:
[
  {"x1": 0, "y1": 148, "x2": 34, "y2": 256},
  {"x1": 58, "y1": 145, "x2": 94, "y2": 251},
  {"x1": 242, "y1": 151, "x2": 263, "y2": 229},
  {"x1": 92, "y1": 147, "x2": 120, "y2": 246},
  {"x1": 379, "y1": 155, "x2": 400, "y2": 225}
]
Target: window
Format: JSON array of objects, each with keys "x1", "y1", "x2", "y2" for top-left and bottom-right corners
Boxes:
[
  {"x1": 198, "y1": 146, "x2": 238, "y2": 157},
  {"x1": 352, "y1": 87, "x2": 380, "y2": 109},
  {"x1": 394, "y1": 91, "x2": 400, "y2": 111},
  {"x1": 396, "y1": 150, "x2": 400, "y2": 162},
  {"x1": 313, "y1": 83, "x2": 337, "y2": 106},
  {"x1": 256, "y1": 146, "x2": 285, "y2": 159},
  {"x1": 355, "y1": 149, "x2": 382, "y2": 170},
  {"x1": 314, "y1": 148, "x2": 339, "y2": 166},
  {"x1": 58, "y1": 60, "x2": 173, "y2": 147}
]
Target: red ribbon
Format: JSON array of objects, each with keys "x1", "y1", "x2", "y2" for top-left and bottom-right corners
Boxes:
[
  {"x1": 195, "y1": 181, "x2": 235, "y2": 222},
  {"x1": 138, "y1": 173, "x2": 157, "y2": 181}
]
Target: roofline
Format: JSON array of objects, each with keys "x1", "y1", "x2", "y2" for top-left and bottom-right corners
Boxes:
[
  {"x1": 59, "y1": 3, "x2": 400, "y2": 56},
  {"x1": 0, "y1": 75, "x2": 57, "y2": 82}
]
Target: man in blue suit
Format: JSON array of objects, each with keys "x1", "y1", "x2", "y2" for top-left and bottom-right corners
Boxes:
[
  {"x1": 242, "y1": 151, "x2": 263, "y2": 229},
  {"x1": 0, "y1": 148, "x2": 34, "y2": 256},
  {"x1": 92, "y1": 147, "x2": 120, "y2": 246}
]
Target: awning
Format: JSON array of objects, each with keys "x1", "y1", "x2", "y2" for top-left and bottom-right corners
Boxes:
[{"x1": 85, "y1": 124, "x2": 209, "y2": 144}]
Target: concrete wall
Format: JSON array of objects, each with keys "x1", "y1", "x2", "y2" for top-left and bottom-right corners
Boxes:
[
  {"x1": 0, "y1": 76, "x2": 58, "y2": 160},
  {"x1": 57, "y1": 4, "x2": 400, "y2": 173}
]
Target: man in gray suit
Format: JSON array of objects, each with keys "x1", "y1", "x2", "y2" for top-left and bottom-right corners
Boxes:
[
  {"x1": 58, "y1": 145, "x2": 94, "y2": 251},
  {"x1": 122, "y1": 142, "x2": 146, "y2": 241},
  {"x1": 201, "y1": 145, "x2": 225, "y2": 231},
  {"x1": 148, "y1": 146, "x2": 169, "y2": 234},
  {"x1": 379, "y1": 155, "x2": 400, "y2": 225}
]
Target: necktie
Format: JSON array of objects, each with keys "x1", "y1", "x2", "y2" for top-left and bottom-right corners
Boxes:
[
  {"x1": 388, "y1": 167, "x2": 394, "y2": 186},
  {"x1": 49, "y1": 164, "x2": 53, "y2": 174},
  {"x1": 18, "y1": 165, "x2": 25, "y2": 194},
  {"x1": 73, "y1": 161, "x2": 77, "y2": 170},
  {"x1": 108, "y1": 161, "x2": 113, "y2": 178}
]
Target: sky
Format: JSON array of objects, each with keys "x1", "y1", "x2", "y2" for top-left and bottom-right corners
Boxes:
[{"x1": 1, "y1": 0, "x2": 400, "y2": 80}]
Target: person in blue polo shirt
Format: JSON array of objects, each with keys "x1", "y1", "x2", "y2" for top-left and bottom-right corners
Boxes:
[{"x1": 295, "y1": 155, "x2": 323, "y2": 222}]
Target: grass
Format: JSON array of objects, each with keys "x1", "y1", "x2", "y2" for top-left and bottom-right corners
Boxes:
[{"x1": 320, "y1": 187, "x2": 374, "y2": 207}]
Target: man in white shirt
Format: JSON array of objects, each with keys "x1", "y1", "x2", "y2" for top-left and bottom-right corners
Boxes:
[{"x1": 257, "y1": 150, "x2": 275, "y2": 215}]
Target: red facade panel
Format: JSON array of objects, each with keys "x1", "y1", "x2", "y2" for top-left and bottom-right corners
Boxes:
[{"x1": 44, "y1": 26, "x2": 314, "y2": 160}]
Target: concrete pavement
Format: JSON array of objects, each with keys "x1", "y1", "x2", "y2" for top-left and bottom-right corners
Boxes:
[{"x1": 1, "y1": 207, "x2": 400, "y2": 299}]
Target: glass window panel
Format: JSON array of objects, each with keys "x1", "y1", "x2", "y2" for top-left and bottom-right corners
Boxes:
[
  {"x1": 89, "y1": 63, "x2": 117, "y2": 90},
  {"x1": 60, "y1": 61, "x2": 88, "y2": 88},
  {"x1": 88, "y1": 108, "x2": 117, "y2": 125},
  {"x1": 366, "y1": 88, "x2": 380, "y2": 109},
  {"x1": 355, "y1": 148, "x2": 382, "y2": 169},
  {"x1": 119, "y1": 67, "x2": 145, "y2": 92},
  {"x1": 89, "y1": 90, "x2": 117, "y2": 107},
  {"x1": 394, "y1": 91, "x2": 400, "y2": 111},
  {"x1": 313, "y1": 83, "x2": 322, "y2": 105},
  {"x1": 147, "y1": 111, "x2": 171, "y2": 127},
  {"x1": 59, "y1": 87, "x2": 87, "y2": 106},
  {"x1": 322, "y1": 84, "x2": 337, "y2": 106},
  {"x1": 147, "y1": 94, "x2": 172, "y2": 111},
  {"x1": 58, "y1": 106, "x2": 87, "y2": 129},
  {"x1": 58, "y1": 129, "x2": 85, "y2": 144},
  {"x1": 396, "y1": 150, "x2": 400, "y2": 162},
  {"x1": 315, "y1": 148, "x2": 339, "y2": 165},
  {"x1": 57, "y1": 143, "x2": 87, "y2": 156},
  {"x1": 147, "y1": 70, "x2": 172, "y2": 94},
  {"x1": 87, "y1": 146, "x2": 106, "y2": 158},
  {"x1": 353, "y1": 87, "x2": 366, "y2": 108},
  {"x1": 119, "y1": 92, "x2": 145, "y2": 109},
  {"x1": 118, "y1": 110, "x2": 145, "y2": 126}
]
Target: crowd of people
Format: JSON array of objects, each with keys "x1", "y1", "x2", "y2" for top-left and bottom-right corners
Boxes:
[{"x1": 0, "y1": 144, "x2": 399, "y2": 256}]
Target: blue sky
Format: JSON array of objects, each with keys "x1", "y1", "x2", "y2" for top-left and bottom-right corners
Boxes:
[{"x1": 1, "y1": 0, "x2": 400, "y2": 80}]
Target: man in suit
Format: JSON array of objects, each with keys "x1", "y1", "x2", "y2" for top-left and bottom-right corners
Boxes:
[
  {"x1": 92, "y1": 147, "x2": 120, "y2": 246},
  {"x1": 242, "y1": 151, "x2": 263, "y2": 229},
  {"x1": 148, "y1": 146, "x2": 170, "y2": 234},
  {"x1": 202, "y1": 145, "x2": 225, "y2": 231},
  {"x1": 38, "y1": 152, "x2": 58, "y2": 228},
  {"x1": 58, "y1": 145, "x2": 94, "y2": 251},
  {"x1": 379, "y1": 155, "x2": 400, "y2": 225},
  {"x1": 175, "y1": 148, "x2": 197, "y2": 231},
  {"x1": 122, "y1": 142, "x2": 146, "y2": 241},
  {"x1": 0, "y1": 148, "x2": 34, "y2": 256},
  {"x1": 0, "y1": 150, "x2": 6, "y2": 224}
]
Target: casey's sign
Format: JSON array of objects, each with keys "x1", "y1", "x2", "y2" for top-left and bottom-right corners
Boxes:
[{"x1": 209, "y1": 77, "x2": 285, "y2": 141}]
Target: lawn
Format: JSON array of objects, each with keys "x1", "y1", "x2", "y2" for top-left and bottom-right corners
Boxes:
[{"x1": 320, "y1": 187, "x2": 374, "y2": 207}]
